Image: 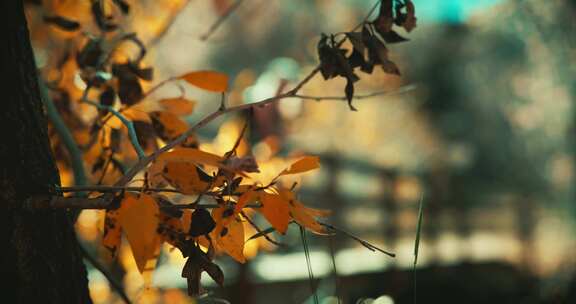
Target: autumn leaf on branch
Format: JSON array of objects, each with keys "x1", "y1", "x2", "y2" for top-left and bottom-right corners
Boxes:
[
  {"x1": 179, "y1": 70, "x2": 229, "y2": 92},
  {"x1": 316, "y1": 0, "x2": 416, "y2": 111}
]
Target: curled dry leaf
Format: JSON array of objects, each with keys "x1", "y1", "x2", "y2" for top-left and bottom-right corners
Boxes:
[
  {"x1": 182, "y1": 246, "x2": 224, "y2": 296},
  {"x1": 180, "y1": 70, "x2": 229, "y2": 93}
]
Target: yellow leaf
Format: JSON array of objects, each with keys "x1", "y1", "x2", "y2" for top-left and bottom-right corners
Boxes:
[
  {"x1": 234, "y1": 189, "x2": 258, "y2": 213},
  {"x1": 289, "y1": 200, "x2": 331, "y2": 235},
  {"x1": 211, "y1": 207, "x2": 246, "y2": 263},
  {"x1": 123, "y1": 108, "x2": 152, "y2": 123},
  {"x1": 259, "y1": 193, "x2": 290, "y2": 234},
  {"x1": 147, "y1": 148, "x2": 230, "y2": 189},
  {"x1": 158, "y1": 210, "x2": 192, "y2": 248},
  {"x1": 102, "y1": 209, "x2": 122, "y2": 259},
  {"x1": 180, "y1": 71, "x2": 229, "y2": 92},
  {"x1": 149, "y1": 111, "x2": 197, "y2": 147},
  {"x1": 276, "y1": 189, "x2": 330, "y2": 235},
  {"x1": 117, "y1": 193, "x2": 162, "y2": 274},
  {"x1": 157, "y1": 147, "x2": 225, "y2": 168},
  {"x1": 162, "y1": 161, "x2": 219, "y2": 194},
  {"x1": 280, "y1": 156, "x2": 320, "y2": 176},
  {"x1": 159, "y1": 98, "x2": 196, "y2": 116}
]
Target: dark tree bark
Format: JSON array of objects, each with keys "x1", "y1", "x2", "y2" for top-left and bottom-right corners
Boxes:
[{"x1": 0, "y1": 1, "x2": 92, "y2": 303}]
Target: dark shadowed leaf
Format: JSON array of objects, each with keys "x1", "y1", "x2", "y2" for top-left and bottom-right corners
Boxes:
[
  {"x1": 112, "y1": 0, "x2": 130, "y2": 14},
  {"x1": 189, "y1": 209, "x2": 216, "y2": 237},
  {"x1": 345, "y1": 79, "x2": 357, "y2": 111},
  {"x1": 91, "y1": 0, "x2": 118, "y2": 32},
  {"x1": 373, "y1": 0, "x2": 394, "y2": 35},
  {"x1": 182, "y1": 251, "x2": 203, "y2": 296},
  {"x1": 113, "y1": 64, "x2": 144, "y2": 105},
  {"x1": 99, "y1": 86, "x2": 116, "y2": 107},
  {"x1": 43, "y1": 15, "x2": 80, "y2": 31},
  {"x1": 133, "y1": 121, "x2": 157, "y2": 149},
  {"x1": 380, "y1": 30, "x2": 409, "y2": 43},
  {"x1": 201, "y1": 259, "x2": 224, "y2": 287},
  {"x1": 91, "y1": 155, "x2": 105, "y2": 174},
  {"x1": 110, "y1": 128, "x2": 122, "y2": 153},
  {"x1": 76, "y1": 38, "x2": 103, "y2": 69},
  {"x1": 346, "y1": 32, "x2": 365, "y2": 54}
]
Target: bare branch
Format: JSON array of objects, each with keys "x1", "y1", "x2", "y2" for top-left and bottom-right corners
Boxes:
[
  {"x1": 58, "y1": 185, "x2": 182, "y2": 193},
  {"x1": 242, "y1": 211, "x2": 285, "y2": 247},
  {"x1": 292, "y1": 84, "x2": 417, "y2": 101},
  {"x1": 81, "y1": 90, "x2": 146, "y2": 159},
  {"x1": 146, "y1": 0, "x2": 191, "y2": 47},
  {"x1": 200, "y1": 0, "x2": 246, "y2": 41},
  {"x1": 319, "y1": 222, "x2": 395, "y2": 257},
  {"x1": 25, "y1": 195, "x2": 260, "y2": 210}
]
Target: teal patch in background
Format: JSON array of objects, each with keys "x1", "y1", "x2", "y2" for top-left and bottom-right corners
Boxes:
[{"x1": 413, "y1": 0, "x2": 504, "y2": 23}]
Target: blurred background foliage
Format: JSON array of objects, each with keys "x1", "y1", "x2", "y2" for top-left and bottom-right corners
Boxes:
[{"x1": 26, "y1": 0, "x2": 576, "y2": 303}]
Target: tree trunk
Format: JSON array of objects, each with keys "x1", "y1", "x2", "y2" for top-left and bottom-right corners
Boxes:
[{"x1": 0, "y1": 1, "x2": 92, "y2": 303}]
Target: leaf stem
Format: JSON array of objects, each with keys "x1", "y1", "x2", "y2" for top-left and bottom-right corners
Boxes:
[{"x1": 81, "y1": 89, "x2": 146, "y2": 159}]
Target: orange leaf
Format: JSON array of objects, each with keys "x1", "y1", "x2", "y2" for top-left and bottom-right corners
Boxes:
[
  {"x1": 259, "y1": 193, "x2": 290, "y2": 234},
  {"x1": 234, "y1": 189, "x2": 258, "y2": 213},
  {"x1": 180, "y1": 71, "x2": 229, "y2": 92},
  {"x1": 157, "y1": 147, "x2": 225, "y2": 168},
  {"x1": 123, "y1": 108, "x2": 152, "y2": 123},
  {"x1": 102, "y1": 209, "x2": 122, "y2": 259},
  {"x1": 146, "y1": 160, "x2": 168, "y2": 188},
  {"x1": 280, "y1": 156, "x2": 320, "y2": 176},
  {"x1": 162, "y1": 161, "x2": 217, "y2": 194},
  {"x1": 149, "y1": 111, "x2": 197, "y2": 147},
  {"x1": 159, "y1": 98, "x2": 196, "y2": 116},
  {"x1": 158, "y1": 210, "x2": 192, "y2": 247},
  {"x1": 117, "y1": 193, "x2": 162, "y2": 274},
  {"x1": 211, "y1": 207, "x2": 246, "y2": 263},
  {"x1": 289, "y1": 200, "x2": 331, "y2": 235}
]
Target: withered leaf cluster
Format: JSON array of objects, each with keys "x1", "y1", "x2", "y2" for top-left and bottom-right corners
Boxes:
[{"x1": 318, "y1": 0, "x2": 417, "y2": 111}]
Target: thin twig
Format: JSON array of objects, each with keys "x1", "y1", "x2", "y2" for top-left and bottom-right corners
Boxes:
[
  {"x1": 78, "y1": 243, "x2": 132, "y2": 304},
  {"x1": 139, "y1": 76, "x2": 178, "y2": 101},
  {"x1": 81, "y1": 89, "x2": 146, "y2": 159},
  {"x1": 328, "y1": 237, "x2": 342, "y2": 304},
  {"x1": 224, "y1": 118, "x2": 249, "y2": 158},
  {"x1": 58, "y1": 185, "x2": 183, "y2": 193},
  {"x1": 300, "y1": 226, "x2": 319, "y2": 304},
  {"x1": 146, "y1": 0, "x2": 191, "y2": 47},
  {"x1": 293, "y1": 84, "x2": 417, "y2": 101},
  {"x1": 200, "y1": 0, "x2": 246, "y2": 41},
  {"x1": 413, "y1": 192, "x2": 425, "y2": 304},
  {"x1": 25, "y1": 195, "x2": 260, "y2": 210},
  {"x1": 319, "y1": 222, "x2": 395, "y2": 258},
  {"x1": 241, "y1": 211, "x2": 284, "y2": 247},
  {"x1": 96, "y1": 152, "x2": 114, "y2": 185}
]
